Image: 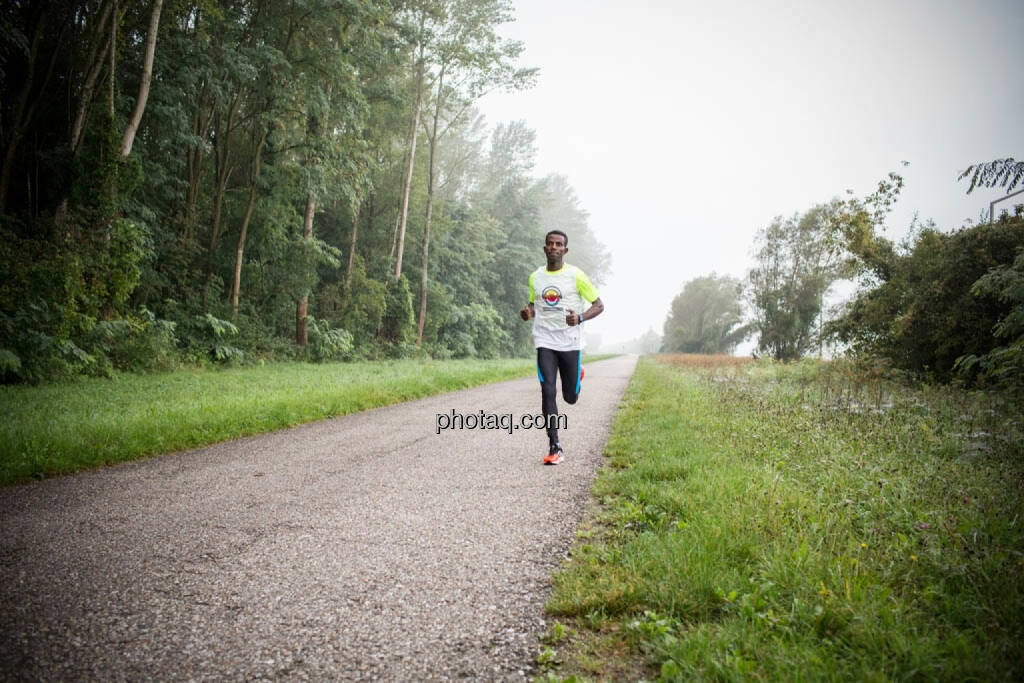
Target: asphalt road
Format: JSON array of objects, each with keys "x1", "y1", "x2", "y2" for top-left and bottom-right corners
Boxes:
[{"x1": 0, "y1": 354, "x2": 637, "y2": 681}]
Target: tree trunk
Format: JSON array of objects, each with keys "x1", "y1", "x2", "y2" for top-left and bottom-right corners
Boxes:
[
  {"x1": 108, "y1": 0, "x2": 116, "y2": 118},
  {"x1": 416, "y1": 189, "x2": 433, "y2": 347},
  {"x1": 231, "y1": 129, "x2": 268, "y2": 320},
  {"x1": 0, "y1": 136, "x2": 23, "y2": 217},
  {"x1": 393, "y1": 25, "x2": 426, "y2": 279},
  {"x1": 296, "y1": 86, "x2": 328, "y2": 346},
  {"x1": 120, "y1": 0, "x2": 164, "y2": 160},
  {"x1": 69, "y1": 1, "x2": 114, "y2": 157},
  {"x1": 345, "y1": 201, "x2": 360, "y2": 288},
  {"x1": 296, "y1": 194, "x2": 316, "y2": 346},
  {"x1": 201, "y1": 94, "x2": 240, "y2": 308},
  {"x1": 208, "y1": 105, "x2": 237, "y2": 255},
  {"x1": 388, "y1": 203, "x2": 402, "y2": 274},
  {"x1": 416, "y1": 64, "x2": 446, "y2": 347},
  {"x1": 394, "y1": 90, "x2": 421, "y2": 278},
  {"x1": 56, "y1": 4, "x2": 117, "y2": 226},
  {"x1": 183, "y1": 84, "x2": 213, "y2": 241}
]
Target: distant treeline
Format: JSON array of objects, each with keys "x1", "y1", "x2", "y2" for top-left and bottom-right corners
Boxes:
[
  {"x1": 662, "y1": 168, "x2": 1024, "y2": 389},
  {"x1": 0, "y1": 1, "x2": 611, "y2": 383}
]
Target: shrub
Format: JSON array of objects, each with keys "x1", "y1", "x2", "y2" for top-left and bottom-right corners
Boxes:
[
  {"x1": 830, "y1": 215, "x2": 1024, "y2": 381},
  {"x1": 304, "y1": 316, "x2": 354, "y2": 362},
  {"x1": 955, "y1": 248, "x2": 1024, "y2": 392},
  {"x1": 175, "y1": 312, "x2": 244, "y2": 364}
]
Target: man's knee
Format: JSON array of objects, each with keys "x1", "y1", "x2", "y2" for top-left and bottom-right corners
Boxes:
[{"x1": 563, "y1": 391, "x2": 578, "y2": 405}]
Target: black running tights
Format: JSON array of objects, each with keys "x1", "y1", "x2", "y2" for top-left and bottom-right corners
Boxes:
[{"x1": 536, "y1": 347, "x2": 580, "y2": 445}]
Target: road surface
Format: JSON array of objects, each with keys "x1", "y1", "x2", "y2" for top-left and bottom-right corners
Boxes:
[{"x1": 0, "y1": 355, "x2": 637, "y2": 680}]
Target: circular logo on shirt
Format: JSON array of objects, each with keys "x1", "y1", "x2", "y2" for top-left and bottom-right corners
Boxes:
[{"x1": 542, "y1": 286, "x2": 562, "y2": 307}]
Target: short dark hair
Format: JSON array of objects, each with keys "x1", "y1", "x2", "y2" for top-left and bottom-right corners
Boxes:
[{"x1": 546, "y1": 229, "x2": 568, "y2": 246}]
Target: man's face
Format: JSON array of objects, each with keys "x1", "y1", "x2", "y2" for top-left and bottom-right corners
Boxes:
[{"x1": 544, "y1": 234, "x2": 567, "y2": 262}]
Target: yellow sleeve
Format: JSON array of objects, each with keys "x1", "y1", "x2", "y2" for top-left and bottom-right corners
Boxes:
[
  {"x1": 528, "y1": 270, "x2": 536, "y2": 303},
  {"x1": 575, "y1": 268, "x2": 600, "y2": 303}
]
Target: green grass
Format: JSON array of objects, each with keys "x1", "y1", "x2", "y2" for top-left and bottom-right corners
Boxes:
[
  {"x1": 542, "y1": 355, "x2": 1024, "y2": 681},
  {"x1": 0, "y1": 355, "x2": 613, "y2": 485}
]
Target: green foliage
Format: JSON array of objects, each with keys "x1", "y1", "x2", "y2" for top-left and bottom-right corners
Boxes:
[
  {"x1": 438, "y1": 301, "x2": 509, "y2": 359},
  {"x1": 177, "y1": 313, "x2": 244, "y2": 364},
  {"x1": 0, "y1": 0, "x2": 603, "y2": 381},
  {"x1": 0, "y1": 349, "x2": 20, "y2": 374},
  {"x1": 830, "y1": 215, "x2": 1024, "y2": 380},
  {"x1": 86, "y1": 308, "x2": 180, "y2": 373},
  {"x1": 0, "y1": 301, "x2": 93, "y2": 383},
  {"x1": 381, "y1": 275, "x2": 416, "y2": 352},
  {"x1": 303, "y1": 316, "x2": 354, "y2": 362},
  {"x1": 955, "y1": 248, "x2": 1024, "y2": 390},
  {"x1": 321, "y1": 258, "x2": 387, "y2": 354},
  {"x1": 958, "y1": 157, "x2": 1023, "y2": 195},
  {"x1": 661, "y1": 273, "x2": 748, "y2": 354}
]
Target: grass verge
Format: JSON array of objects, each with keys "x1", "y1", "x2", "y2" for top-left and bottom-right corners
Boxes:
[
  {"x1": 539, "y1": 355, "x2": 1023, "y2": 681},
  {"x1": 1, "y1": 355, "x2": 615, "y2": 486}
]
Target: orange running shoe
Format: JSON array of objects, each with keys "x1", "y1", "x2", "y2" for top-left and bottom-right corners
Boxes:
[{"x1": 543, "y1": 445, "x2": 564, "y2": 465}]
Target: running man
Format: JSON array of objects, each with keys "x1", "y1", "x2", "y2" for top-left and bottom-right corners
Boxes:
[{"x1": 519, "y1": 230, "x2": 605, "y2": 465}]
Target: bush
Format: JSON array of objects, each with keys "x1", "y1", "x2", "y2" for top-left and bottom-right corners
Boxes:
[
  {"x1": 327, "y1": 259, "x2": 387, "y2": 353},
  {"x1": 955, "y1": 248, "x2": 1024, "y2": 392},
  {"x1": 438, "y1": 302, "x2": 510, "y2": 359},
  {"x1": 304, "y1": 316, "x2": 354, "y2": 362},
  {"x1": 830, "y1": 215, "x2": 1024, "y2": 381},
  {"x1": 381, "y1": 275, "x2": 415, "y2": 355},
  {"x1": 86, "y1": 308, "x2": 179, "y2": 372},
  {"x1": 176, "y1": 312, "x2": 245, "y2": 364},
  {"x1": 0, "y1": 302, "x2": 94, "y2": 383}
]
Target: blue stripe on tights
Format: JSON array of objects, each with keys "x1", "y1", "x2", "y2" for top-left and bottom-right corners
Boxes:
[{"x1": 575, "y1": 353, "x2": 581, "y2": 394}]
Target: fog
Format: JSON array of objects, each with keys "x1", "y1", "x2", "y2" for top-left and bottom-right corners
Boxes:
[{"x1": 477, "y1": 0, "x2": 1024, "y2": 351}]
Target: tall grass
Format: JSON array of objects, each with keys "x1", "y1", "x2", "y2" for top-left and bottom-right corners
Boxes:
[
  {"x1": 0, "y1": 358, "x2": 548, "y2": 485},
  {"x1": 540, "y1": 354, "x2": 1023, "y2": 681}
]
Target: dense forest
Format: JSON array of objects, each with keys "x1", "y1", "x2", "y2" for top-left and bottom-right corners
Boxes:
[{"x1": 0, "y1": 0, "x2": 611, "y2": 382}]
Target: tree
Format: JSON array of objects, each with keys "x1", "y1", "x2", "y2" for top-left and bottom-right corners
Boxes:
[
  {"x1": 747, "y1": 205, "x2": 844, "y2": 361},
  {"x1": 535, "y1": 173, "x2": 610, "y2": 285},
  {"x1": 411, "y1": 0, "x2": 537, "y2": 346},
  {"x1": 662, "y1": 274, "x2": 748, "y2": 354},
  {"x1": 392, "y1": 7, "x2": 427, "y2": 280},
  {"x1": 273, "y1": 0, "x2": 392, "y2": 345}
]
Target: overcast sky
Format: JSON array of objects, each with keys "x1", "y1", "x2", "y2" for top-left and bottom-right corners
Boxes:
[{"x1": 476, "y1": 0, "x2": 1024, "y2": 350}]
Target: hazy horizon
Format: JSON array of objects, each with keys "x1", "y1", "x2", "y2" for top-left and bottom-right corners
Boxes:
[{"x1": 477, "y1": 0, "x2": 1024, "y2": 350}]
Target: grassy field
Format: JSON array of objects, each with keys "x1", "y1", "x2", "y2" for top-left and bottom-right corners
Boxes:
[
  {"x1": 0, "y1": 355, "x2": 613, "y2": 486},
  {"x1": 539, "y1": 355, "x2": 1023, "y2": 681}
]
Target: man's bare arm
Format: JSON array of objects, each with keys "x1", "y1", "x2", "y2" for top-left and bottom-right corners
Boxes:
[{"x1": 566, "y1": 297, "x2": 604, "y2": 326}]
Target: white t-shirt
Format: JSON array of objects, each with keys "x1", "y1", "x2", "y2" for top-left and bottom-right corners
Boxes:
[{"x1": 529, "y1": 264, "x2": 600, "y2": 351}]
